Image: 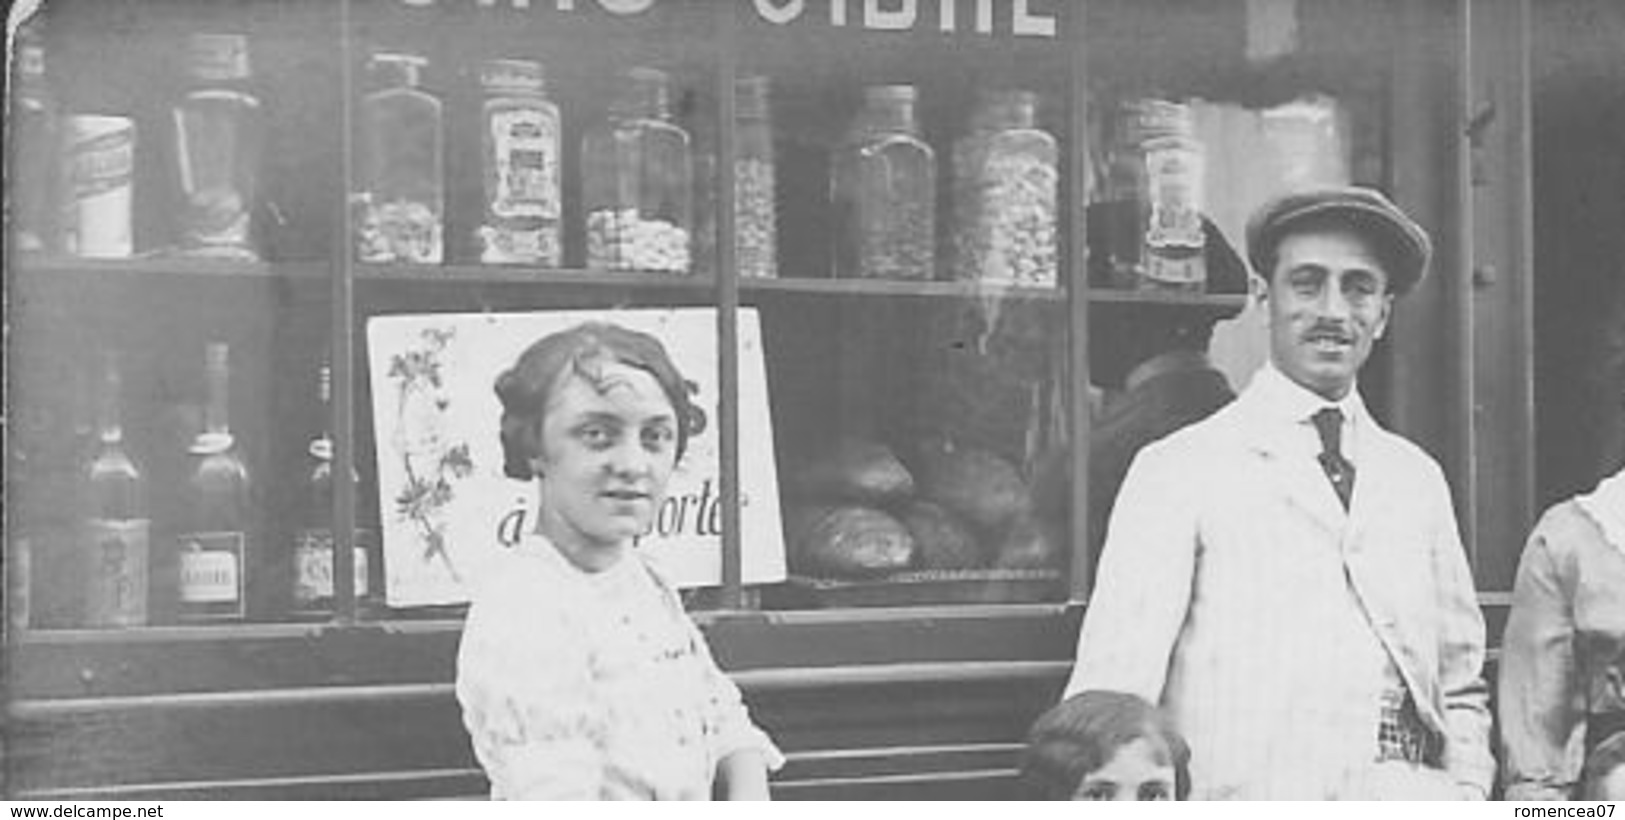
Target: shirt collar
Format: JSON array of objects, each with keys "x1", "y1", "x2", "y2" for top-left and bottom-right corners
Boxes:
[{"x1": 1250, "y1": 361, "x2": 1369, "y2": 432}]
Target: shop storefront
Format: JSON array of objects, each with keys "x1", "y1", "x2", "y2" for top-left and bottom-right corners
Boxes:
[{"x1": 5, "y1": 0, "x2": 1538, "y2": 799}]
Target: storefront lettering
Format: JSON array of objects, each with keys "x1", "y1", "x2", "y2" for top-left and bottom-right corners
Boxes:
[
  {"x1": 397, "y1": 0, "x2": 1056, "y2": 37},
  {"x1": 752, "y1": 0, "x2": 1055, "y2": 37}
]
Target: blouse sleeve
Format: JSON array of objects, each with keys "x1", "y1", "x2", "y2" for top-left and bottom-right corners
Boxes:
[
  {"x1": 1498, "y1": 515, "x2": 1583, "y2": 801},
  {"x1": 455, "y1": 579, "x2": 607, "y2": 800},
  {"x1": 684, "y1": 614, "x2": 785, "y2": 775}
]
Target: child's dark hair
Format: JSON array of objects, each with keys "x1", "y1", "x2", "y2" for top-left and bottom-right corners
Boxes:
[
  {"x1": 1583, "y1": 730, "x2": 1625, "y2": 799},
  {"x1": 1020, "y1": 690, "x2": 1191, "y2": 800},
  {"x1": 495, "y1": 322, "x2": 699, "y2": 479}
]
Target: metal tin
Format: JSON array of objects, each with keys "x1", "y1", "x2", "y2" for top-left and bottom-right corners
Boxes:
[{"x1": 64, "y1": 115, "x2": 135, "y2": 258}]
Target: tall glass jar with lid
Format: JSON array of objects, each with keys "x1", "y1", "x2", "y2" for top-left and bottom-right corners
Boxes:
[
  {"x1": 734, "y1": 75, "x2": 777, "y2": 279},
  {"x1": 354, "y1": 52, "x2": 443, "y2": 265},
  {"x1": 476, "y1": 59, "x2": 561, "y2": 266},
  {"x1": 830, "y1": 84, "x2": 936, "y2": 281},
  {"x1": 951, "y1": 89, "x2": 1057, "y2": 287},
  {"x1": 581, "y1": 67, "x2": 692, "y2": 275},
  {"x1": 173, "y1": 33, "x2": 263, "y2": 261}
]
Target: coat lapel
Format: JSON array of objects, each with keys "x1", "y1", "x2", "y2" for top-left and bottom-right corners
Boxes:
[{"x1": 1234, "y1": 387, "x2": 1347, "y2": 538}]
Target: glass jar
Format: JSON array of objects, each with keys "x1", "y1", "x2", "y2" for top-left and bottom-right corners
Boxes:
[
  {"x1": 354, "y1": 52, "x2": 443, "y2": 265},
  {"x1": 734, "y1": 75, "x2": 777, "y2": 279},
  {"x1": 476, "y1": 59, "x2": 561, "y2": 266},
  {"x1": 951, "y1": 90, "x2": 1058, "y2": 287},
  {"x1": 173, "y1": 33, "x2": 263, "y2": 261},
  {"x1": 582, "y1": 67, "x2": 693, "y2": 274},
  {"x1": 831, "y1": 84, "x2": 936, "y2": 281},
  {"x1": 1101, "y1": 98, "x2": 1206, "y2": 291}
]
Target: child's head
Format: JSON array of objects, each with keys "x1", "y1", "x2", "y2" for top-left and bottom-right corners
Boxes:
[
  {"x1": 1021, "y1": 690, "x2": 1190, "y2": 801},
  {"x1": 1583, "y1": 731, "x2": 1625, "y2": 800}
]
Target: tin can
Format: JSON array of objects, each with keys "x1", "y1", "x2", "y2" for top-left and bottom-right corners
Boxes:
[{"x1": 63, "y1": 115, "x2": 136, "y2": 258}]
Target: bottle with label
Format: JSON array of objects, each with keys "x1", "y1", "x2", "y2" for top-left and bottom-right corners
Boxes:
[
  {"x1": 354, "y1": 52, "x2": 443, "y2": 265},
  {"x1": 173, "y1": 33, "x2": 263, "y2": 260},
  {"x1": 734, "y1": 75, "x2": 777, "y2": 279},
  {"x1": 175, "y1": 343, "x2": 253, "y2": 622},
  {"x1": 293, "y1": 363, "x2": 379, "y2": 617},
  {"x1": 952, "y1": 90, "x2": 1058, "y2": 287},
  {"x1": 582, "y1": 67, "x2": 692, "y2": 274},
  {"x1": 477, "y1": 59, "x2": 560, "y2": 266},
  {"x1": 12, "y1": 20, "x2": 57, "y2": 254},
  {"x1": 1102, "y1": 98, "x2": 1207, "y2": 292},
  {"x1": 830, "y1": 85, "x2": 936, "y2": 281},
  {"x1": 81, "y1": 351, "x2": 150, "y2": 628}
]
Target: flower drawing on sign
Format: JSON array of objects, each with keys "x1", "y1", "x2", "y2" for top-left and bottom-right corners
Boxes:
[{"x1": 387, "y1": 327, "x2": 473, "y2": 583}]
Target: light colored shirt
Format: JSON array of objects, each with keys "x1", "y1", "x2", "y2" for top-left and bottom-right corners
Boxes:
[
  {"x1": 1499, "y1": 488, "x2": 1625, "y2": 800},
  {"x1": 455, "y1": 533, "x2": 783, "y2": 800},
  {"x1": 1066, "y1": 363, "x2": 1492, "y2": 799}
]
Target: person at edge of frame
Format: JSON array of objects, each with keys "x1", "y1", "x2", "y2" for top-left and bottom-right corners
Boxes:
[
  {"x1": 1500, "y1": 461, "x2": 1625, "y2": 800},
  {"x1": 454, "y1": 322, "x2": 781, "y2": 800},
  {"x1": 1061, "y1": 185, "x2": 1494, "y2": 799}
]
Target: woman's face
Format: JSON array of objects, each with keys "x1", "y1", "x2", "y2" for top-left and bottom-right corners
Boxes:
[
  {"x1": 533, "y1": 361, "x2": 680, "y2": 570},
  {"x1": 1072, "y1": 738, "x2": 1177, "y2": 801}
]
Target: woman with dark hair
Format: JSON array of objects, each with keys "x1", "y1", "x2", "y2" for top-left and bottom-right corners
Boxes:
[
  {"x1": 1021, "y1": 689, "x2": 1191, "y2": 801},
  {"x1": 455, "y1": 322, "x2": 780, "y2": 800}
]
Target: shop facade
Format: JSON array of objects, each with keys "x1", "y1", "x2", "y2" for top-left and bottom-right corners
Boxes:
[{"x1": 5, "y1": 0, "x2": 1546, "y2": 799}]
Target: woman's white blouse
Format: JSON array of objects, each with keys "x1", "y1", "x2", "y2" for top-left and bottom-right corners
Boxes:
[{"x1": 455, "y1": 534, "x2": 783, "y2": 800}]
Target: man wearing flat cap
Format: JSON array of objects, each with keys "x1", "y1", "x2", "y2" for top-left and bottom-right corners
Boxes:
[{"x1": 1063, "y1": 186, "x2": 1492, "y2": 799}]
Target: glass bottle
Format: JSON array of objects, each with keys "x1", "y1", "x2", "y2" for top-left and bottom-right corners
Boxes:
[
  {"x1": 176, "y1": 343, "x2": 253, "y2": 622},
  {"x1": 12, "y1": 21, "x2": 57, "y2": 254},
  {"x1": 951, "y1": 90, "x2": 1058, "y2": 287},
  {"x1": 81, "y1": 351, "x2": 149, "y2": 628},
  {"x1": 582, "y1": 67, "x2": 692, "y2": 274},
  {"x1": 734, "y1": 75, "x2": 777, "y2": 279},
  {"x1": 354, "y1": 52, "x2": 443, "y2": 265},
  {"x1": 1102, "y1": 98, "x2": 1207, "y2": 291},
  {"x1": 172, "y1": 33, "x2": 263, "y2": 261},
  {"x1": 293, "y1": 363, "x2": 378, "y2": 617},
  {"x1": 477, "y1": 59, "x2": 561, "y2": 266},
  {"x1": 831, "y1": 84, "x2": 936, "y2": 281}
]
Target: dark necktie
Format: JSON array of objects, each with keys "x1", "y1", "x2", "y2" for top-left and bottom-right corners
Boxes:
[{"x1": 1311, "y1": 407, "x2": 1356, "y2": 510}]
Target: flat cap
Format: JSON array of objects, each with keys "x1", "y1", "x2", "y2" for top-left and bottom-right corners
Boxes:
[{"x1": 1245, "y1": 185, "x2": 1432, "y2": 296}]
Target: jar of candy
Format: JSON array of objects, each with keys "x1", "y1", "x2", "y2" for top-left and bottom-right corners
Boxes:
[
  {"x1": 951, "y1": 89, "x2": 1057, "y2": 287},
  {"x1": 354, "y1": 52, "x2": 443, "y2": 265},
  {"x1": 582, "y1": 67, "x2": 692, "y2": 274},
  {"x1": 830, "y1": 85, "x2": 936, "y2": 281},
  {"x1": 476, "y1": 59, "x2": 560, "y2": 266},
  {"x1": 173, "y1": 33, "x2": 263, "y2": 260},
  {"x1": 734, "y1": 75, "x2": 777, "y2": 279}
]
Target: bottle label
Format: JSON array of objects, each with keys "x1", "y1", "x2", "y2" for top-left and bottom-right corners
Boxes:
[
  {"x1": 489, "y1": 107, "x2": 559, "y2": 221},
  {"x1": 1142, "y1": 138, "x2": 1206, "y2": 287},
  {"x1": 64, "y1": 116, "x2": 135, "y2": 259},
  {"x1": 294, "y1": 529, "x2": 370, "y2": 605},
  {"x1": 178, "y1": 531, "x2": 244, "y2": 609},
  {"x1": 85, "y1": 519, "x2": 150, "y2": 627}
]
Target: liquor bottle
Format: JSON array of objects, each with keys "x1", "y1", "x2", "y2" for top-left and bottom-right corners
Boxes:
[
  {"x1": 11, "y1": 19, "x2": 57, "y2": 253},
  {"x1": 81, "y1": 351, "x2": 150, "y2": 627},
  {"x1": 354, "y1": 52, "x2": 443, "y2": 264},
  {"x1": 172, "y1": 33, "x2": 263, "y2": 260},
  {"x1": 175, "y1": 343, "x2": 253, "y2": 622},
  {"x1": 293, "y1": 363, "x2": 378, "y2": 616}
]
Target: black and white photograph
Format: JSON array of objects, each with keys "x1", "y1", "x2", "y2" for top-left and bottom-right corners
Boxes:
[{"x1": 3, "y1": 0, "x2": 1623, "y2": 804}]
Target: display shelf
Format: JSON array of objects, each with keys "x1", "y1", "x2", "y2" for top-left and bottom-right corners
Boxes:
[
  {"x1": 353, "y1": 262, "x2": 715, "y2": 290},
  {"x1": 1085, "y1": 287, "x2": 1250, "y2": 310},
  {"x1": 740, "y1": 277, "x2": 1066, "y2": 301},
  {"x1": 10, "y1": 255, "x2": 329, "y2": 281}
]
